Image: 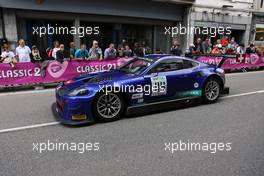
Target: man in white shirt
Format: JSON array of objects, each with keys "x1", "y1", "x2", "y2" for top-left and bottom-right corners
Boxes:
[
  {"x1": 51, "y1": 40, "x2": 60, "y2": 59},
  {"x1": 1, "y1": 43, "x2": 17, "y2": 68},
  {"x1": 15, "y1": 39, "x2": 31, "y2": 63}
]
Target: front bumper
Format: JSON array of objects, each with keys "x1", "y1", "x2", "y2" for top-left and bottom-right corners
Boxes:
[{"x1": 52, "y1": 102, "x2": 94, "y2": 126}]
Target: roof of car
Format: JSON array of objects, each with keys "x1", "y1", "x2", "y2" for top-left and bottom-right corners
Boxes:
[{"x1": 143, "y1": 54, "x2": 192, "y2": 62}]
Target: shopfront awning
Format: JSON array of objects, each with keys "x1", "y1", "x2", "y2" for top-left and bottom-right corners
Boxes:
[{"x1": 0, "y1": 0, "x2": 185, "y2": 21}]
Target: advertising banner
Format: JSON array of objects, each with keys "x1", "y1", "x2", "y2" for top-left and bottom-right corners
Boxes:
[
  {"x1": 196, "y1": 54, "x2": 264, "y2": 70},
  {"x1": 0, "y1": 58, "x2": 130, "y2": 86}
]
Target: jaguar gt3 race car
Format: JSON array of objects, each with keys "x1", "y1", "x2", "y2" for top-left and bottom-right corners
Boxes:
[{"x1": 52, "y1": 55, "x2": 229, "y2": 125}]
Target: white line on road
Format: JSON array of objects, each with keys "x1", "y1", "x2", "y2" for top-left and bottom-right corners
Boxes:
[
  {"x1": 0, "y1": 122, "x2": 60, "y2": 134},
  {"x1": 0, "y1": 90, "x2": 264, "y2": 134},
  {"x1": 221, "y1": 90, "x2": 264, "y2": 99},
  {"x1": 226, "y1": 70, "x2": 264, "y2": 76}
]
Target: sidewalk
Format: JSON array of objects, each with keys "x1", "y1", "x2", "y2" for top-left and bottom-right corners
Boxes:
[{"x1": 0, "y1": 83, "x2": 58, "y2": 93}]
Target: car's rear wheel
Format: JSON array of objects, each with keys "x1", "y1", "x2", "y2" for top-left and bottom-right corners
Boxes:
[
  {"x1": 93, "y1": 92, "x2": 125, "y2": 122},
  {"x1": 202, "y1": 78, "x2": 221, "y2": 103}
]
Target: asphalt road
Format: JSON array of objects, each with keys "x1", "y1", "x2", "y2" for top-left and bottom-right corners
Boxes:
[{"x1": 0, "y1": 71, "x2": 264, "y2": 176}]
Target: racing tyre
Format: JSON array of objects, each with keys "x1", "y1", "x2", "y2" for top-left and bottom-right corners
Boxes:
[
  {"x1": 202, "y1": 78, "x2": 221, "y2": 104},
  {"x1": 93, "y1": 92, "x2": 125, "y2": 122}
]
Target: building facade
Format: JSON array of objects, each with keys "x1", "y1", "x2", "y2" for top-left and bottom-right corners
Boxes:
[
  {"x1": 186, "y1": 0, "x2": 254, "y2": 48},
  {"x1": 0, "y1": 0, "x2": 194, "y2": 53},
  {"x1": 251, "y1": 0, "x2": 264, "y2": 53}
]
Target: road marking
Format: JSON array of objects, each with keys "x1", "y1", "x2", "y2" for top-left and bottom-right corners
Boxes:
[
  {"x1": 0, "y1": 122, "x2": 60, "y2": 134},
  {"x1": 0, "y1": 90, "x2": 263, "y2": 134},
  {"x1": 221, "y1": 90, "x2": 264, "y2": 99},
  {"x1": 0, "y1": 89, "x2": 54, "y2": 97},
  {"x1": 226, "y1": 70, "x2": 264, "y2": 76}
]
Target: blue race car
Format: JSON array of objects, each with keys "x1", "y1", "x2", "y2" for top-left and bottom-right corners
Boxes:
[{"x1": 52, "y1": 56, "x2": 229, "y2": 125}]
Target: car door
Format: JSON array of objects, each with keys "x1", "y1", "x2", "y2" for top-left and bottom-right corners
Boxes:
[{"x1": 143, "y1": 58, "x2": 198, "y2": 103}]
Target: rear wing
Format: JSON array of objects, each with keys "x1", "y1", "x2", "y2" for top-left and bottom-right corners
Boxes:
[
  {"x1": 218, "y1": 55, "x2": 236, "y2": 68},
  {"x1": 190, "y1": 54, "x2": 237, "y2": 68}
]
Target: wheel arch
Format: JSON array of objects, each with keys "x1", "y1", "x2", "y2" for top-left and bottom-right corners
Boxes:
[{"x1": 203, "y1": 74, "x2": 224, "y2": 91}]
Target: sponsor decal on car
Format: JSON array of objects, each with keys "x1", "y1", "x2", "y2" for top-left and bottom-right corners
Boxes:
[
  {"x1": 131, "y1": 93, "x2": 144, "y2": 99},
  {"x1": 151, "y1": 76, "x2": 167, "y2": 96},
  {"x1": 175, "y1": 90, "x2": 202, "y2": 97},
  {"x1": 137, "y1": 98, "x2": 144, "y2": 103}
]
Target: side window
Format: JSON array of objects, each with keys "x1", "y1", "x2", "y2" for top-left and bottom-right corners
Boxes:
[
  {"x1": 149, "y1": 59, "x2": 184, "y2": 73},
  {"x1": 183, "y1": 60, "x2": 199, "y2": 69}
]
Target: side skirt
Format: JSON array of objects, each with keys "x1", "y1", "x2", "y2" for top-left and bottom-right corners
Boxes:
[{"x1": 126, "y1": 97, "x2": 202, "y2": 116}]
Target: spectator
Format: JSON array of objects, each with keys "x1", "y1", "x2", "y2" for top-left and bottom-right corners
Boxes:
[
  {"x1": 246, "y1": 43, "x2": 256, "y2": 54},
  {"x1": 1, "y1": 43, "x2": 17, "y2": 68},
  {"x1": 236, "y1": 44, "x2": 245, "y2": 55},
  {"x1": 227, "y1": 37, "x2": 237, "y2": 54},
  {"x1": 46, "y1": 47, "x2": 54, "y2": 60},
  {"x1": 202, "y1": 38, "x2": 211, "y2": 54},
  {"x1": 56, "y1": 44, "x2": 66, "y2": 63},
  {"x1": 212, "y1": 44, "x2": 223, "y2": 54},
  {"x1": 51, "y1": 40, "x2": 60, "y2": 59},
  {"x1": 226, "y1": 45, "x2": 236, "y2": 54},
  {"x1": 104, "y1": 43, "x2": 117, "y2": 59},
  {"x1": 89, "y1": 40, "x2": 102, "y2": 60},
  {"x1": 30, "y1": 45, "x2": 42, "y2": 63},
  {"x1": 75, "y1": 44, "x2": 89, "y2": 60},
  {"x1": 123, "y1": 45, "x2": 133, "y2": 57},
  {"x1": 15, "y1": 39, "x2": 31, "y2": 62},
  {"x1": 0, "y1": 38, "x2": 8, "y2": 54},
  {"x1": 222, "y1": 47, "x2": 227, "y2": 55},
  {"x1": 133, "y1": 42, "x2": 141, "y2": 57},
  {"x1": 30, "y1": 46, "x2": 50, "y2": 77},
  {"x1": 141, "y1": 41, "x2": 151, "y2": 55},
  {"x1": 155, "y1": 48, "x2": 163, "y2": 54},
  {"x1": 170, "y1": 41, "x2": 182, "y2": 56},
  {"x1": 35, "y1": 48, "x2": 51, "y2": 77},
  {"x1": 221, "y1": 35, "x2": 229, "y2": 47},
  {"x1": 195, "y1": 38, "x2": 203, "y2": 54},
  {"x1": 118, "y1": 39, "x2": 127, "y2": 57},
  {"x1": 69, "y1": 42, "x2": 76, "y2": 59},
  {"x1": 186, "y1": 44, "x2": 195, "y2": 55},
  {"x1": 216, "y1": 39, "x2": 221, "y2": 45}
]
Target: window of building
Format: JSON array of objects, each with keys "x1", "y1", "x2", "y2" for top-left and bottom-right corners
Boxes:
[
  {"x1": 80, "y1": 22, "x2": 154, "y2": 52},
  {"x1": 255, "y1": 28, "x2": 264, "y2": 41}
]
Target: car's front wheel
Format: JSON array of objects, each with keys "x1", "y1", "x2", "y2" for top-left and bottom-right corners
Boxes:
[
  {"x1": 202, "y1": 78, "x2": 221, "y2": 103},
  {"x1": 93, "y1": 92, "x2": 125, "y2": 122}
]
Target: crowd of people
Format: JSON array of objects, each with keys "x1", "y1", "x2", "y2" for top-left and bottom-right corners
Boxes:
[
  {"x1": 0, "y1": 36, "x2": 262, "y2": 69},
  {"x1": 184, "y1": 36, "x2": 260, "y2": 56},
  {"x1": 0, "y1": 39, "x2": 154, "y2": 68}
]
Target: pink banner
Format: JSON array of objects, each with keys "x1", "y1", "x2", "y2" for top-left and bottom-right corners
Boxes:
[
  {"x1": 196, "y1": 54, "x2": 264, "y2": 70},
  {"x1": 0, "y1": 58, "x2": 130, "y2": 86}
]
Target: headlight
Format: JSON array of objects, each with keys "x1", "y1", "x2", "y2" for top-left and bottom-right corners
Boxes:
[
  {"x1": 68, "y1": 88, "x2": 89, "y2": 96},
  {"x1": 216, "y1": 68, "x2": 225, "y2": 74}
]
